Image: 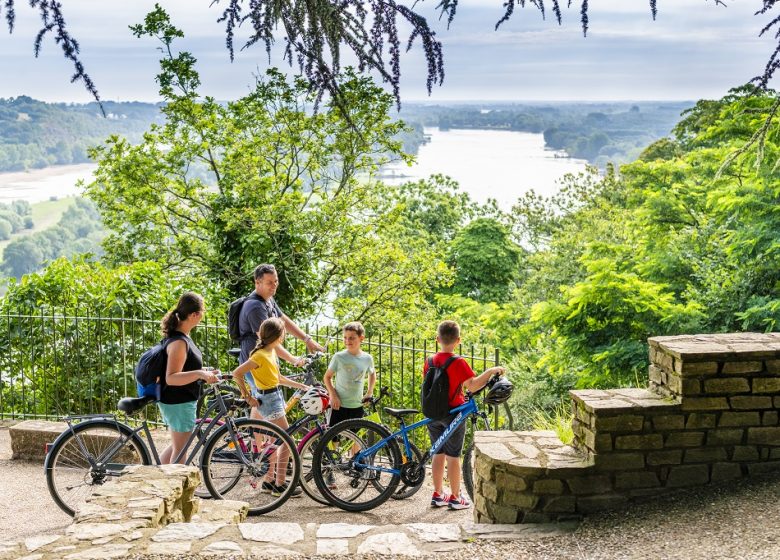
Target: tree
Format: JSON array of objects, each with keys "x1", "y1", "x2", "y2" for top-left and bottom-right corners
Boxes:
[
  {"x1": 2, "y1": 1, "x2": 780, "y2": 111},
  {"x1": 3, "y1": 237, "x2": 43, "y2": 278},
  {"x1": 85, "y1": 8, "x2": 445, "y2": 330}
]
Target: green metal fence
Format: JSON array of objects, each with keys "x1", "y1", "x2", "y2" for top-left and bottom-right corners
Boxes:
[{"x1": 0, "y1": 309, "x2": 502, "y2": 426}]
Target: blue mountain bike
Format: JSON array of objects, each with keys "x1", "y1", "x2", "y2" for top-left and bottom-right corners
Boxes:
[{"x1": 310, "y1": 374, "x2": 510, "y2": 512}]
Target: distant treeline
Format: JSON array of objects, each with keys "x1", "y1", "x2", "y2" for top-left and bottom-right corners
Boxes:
[
  {"x1": 0, "y1": 97, "x2": 162, "y2": 172},
  {"x1": 2, "y1": 198, "x2": 104, "y2": 278},
  {"x1": 396, "y1": 101, "x2": 693, "y2": 166}
]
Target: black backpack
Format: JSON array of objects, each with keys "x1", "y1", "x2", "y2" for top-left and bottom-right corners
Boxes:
[
  {"x1": 135, "y1": 335, "x2": 185, "y2": 400},
  {"x1": 227, "y1": 292, "x2": 259, "y2": 342},
  {"x1": 421, "y1": 355, "x2": 459, "y2": 420}
]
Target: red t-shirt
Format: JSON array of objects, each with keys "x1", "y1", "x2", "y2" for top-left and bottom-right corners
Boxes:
[{"x1": 422, "y1": 352, "x2": 475, "y2": 408}]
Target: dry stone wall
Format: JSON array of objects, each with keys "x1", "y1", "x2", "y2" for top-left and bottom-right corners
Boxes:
[{"x1": 474, "y1": 332, "x2": 780, "y2": 523}]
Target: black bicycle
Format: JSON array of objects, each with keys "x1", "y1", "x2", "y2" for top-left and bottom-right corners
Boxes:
[{"x1": 44, "y1": 374, "x2": 301, "y2": 516}]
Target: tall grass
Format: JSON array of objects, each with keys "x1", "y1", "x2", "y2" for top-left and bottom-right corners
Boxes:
[{"x1": 529, "y1": 401, "x2": 574, "y2": 444}]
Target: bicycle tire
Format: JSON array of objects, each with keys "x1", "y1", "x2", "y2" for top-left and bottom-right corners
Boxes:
[
  {"x1": 311, "y1": 418, "x2": 402, "y2": 512},
  {"x1": 391, "y1": 440, "x2": 425, "y2": 500},
  {"x1": 196, "y1": 383, "x2": 243, "y2": 419},
  {"x1": 297, "y1": 428, "x2": 329, "y2": 505},
  {"x1": 462, "y1": 443, "x2": 475, "y2": 501},
  {"x1": 200, "y1": 418, "x2": 301, "y2": 515},
  {"x1": 44, "y1": 419, "x2": 152, "y2": 516}
]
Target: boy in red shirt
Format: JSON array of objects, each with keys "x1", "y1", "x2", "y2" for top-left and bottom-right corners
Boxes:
[{"x1": 424, "y1": 320, "x2": 505, "y2": 510}]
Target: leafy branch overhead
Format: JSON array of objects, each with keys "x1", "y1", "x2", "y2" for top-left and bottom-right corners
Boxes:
[{"x1": 2, "y1": 1, "x2": 780, "y2": 108}]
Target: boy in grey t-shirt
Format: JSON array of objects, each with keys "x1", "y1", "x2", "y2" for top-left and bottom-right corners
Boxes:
[{"x1": 324, "y1": 322, "x2": 376, "y2": 426}]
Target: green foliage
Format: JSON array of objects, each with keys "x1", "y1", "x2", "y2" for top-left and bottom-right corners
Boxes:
[{"x1": 529, "y1": 401, "x2": 574, "y2": 444}]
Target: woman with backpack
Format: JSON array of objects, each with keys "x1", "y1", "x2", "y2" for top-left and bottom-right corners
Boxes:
[{"x1": 157, "y1": 292, "x2": 220, "y2": 464}]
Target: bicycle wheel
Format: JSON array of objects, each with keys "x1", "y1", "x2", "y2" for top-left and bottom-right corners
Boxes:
[
  {"x1": 462, "y1": 443, "x2": 475, "y2": 501},
  {"x1": 312, "y1": 419, "x2": 401, "y2": 512},
  {"x1": 391, "y1": 440, "x2": 425, "y2": 500},
  {"x1": 297, "y1": 428, "x2": 329, "y2": 505},
  {"x1": 44, "y1": 419, "x2": 152, "y2": 516},
  {"x1": 201, "y1": 418, "x2": 301, "y2": 515},
  {"x1": 196, "y1": 383, "x2": 244, "y2": 420}
]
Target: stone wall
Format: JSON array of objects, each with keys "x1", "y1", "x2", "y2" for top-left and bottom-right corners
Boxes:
[{"x1": 474, "y1": 332, "x2": 780, "y2": 523}]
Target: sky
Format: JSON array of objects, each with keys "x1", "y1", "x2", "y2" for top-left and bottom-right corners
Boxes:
[{"x1": 0, "y1": 0, "x2": 777, "y2": 103}]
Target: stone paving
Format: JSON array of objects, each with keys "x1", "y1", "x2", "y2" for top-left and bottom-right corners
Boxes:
[{"x1": 0, "y1": 520, "x2": 579, "y2": 558}]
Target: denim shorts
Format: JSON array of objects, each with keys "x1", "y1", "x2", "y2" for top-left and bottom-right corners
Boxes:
[
  {"x1": 252, "y1": 387, "x2": 285, "y2": 421},
  {"x1": 157, "y1": 401, "x2": 197, "y2": 433},
  {"x1": 427, "y1": 413, "x2": 466, "y2": 457}
]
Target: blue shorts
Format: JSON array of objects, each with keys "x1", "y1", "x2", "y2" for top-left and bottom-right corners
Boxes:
[
  {"x1": 252, "y1": 387, "x2": 286, "y2": 421},
  {"x1": 157, "y1": 401, "x2": 197, "y2": 433}
]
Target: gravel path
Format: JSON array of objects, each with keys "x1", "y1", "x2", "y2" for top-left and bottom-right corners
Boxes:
[{"x1": 3, "y1": 423, "x2": 780, "y2": 558}]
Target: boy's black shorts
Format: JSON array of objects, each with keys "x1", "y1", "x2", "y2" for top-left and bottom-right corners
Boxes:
[
  {"x1": 328, "y1": 405, "x2": 364, "y2": 426},
  {"x1": 427, "y1": 413, "x2": 466, "y2": 458}
]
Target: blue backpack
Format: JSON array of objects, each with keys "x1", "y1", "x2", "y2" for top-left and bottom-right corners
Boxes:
[{"x1": 135, "y1": 335, "x2": 185, "y2": 400}]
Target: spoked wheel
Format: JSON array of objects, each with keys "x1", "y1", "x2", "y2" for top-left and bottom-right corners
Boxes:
[
  {"x1": 391, "y1": 440, "x2": 425, "y2": 500},
  {"x1": 312, "y1": 419, "x2": 401, "y2": 512},
  {"x1": 201, "y1": 418, "x2": 301, "y2": 515},
  {"x1": 297, "y1": 428, "x2": 329, "y2": 505},
  {"x1": 44, "y1": 420, "x2": 151, "y2": 516},
  {"x1": 463, "y1": 443, "x2": 475, "y2": 501}
]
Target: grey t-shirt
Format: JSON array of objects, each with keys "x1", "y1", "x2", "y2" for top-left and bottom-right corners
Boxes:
[{"x1": 238, "y1": 294, "x2": 283, "y2": 362}]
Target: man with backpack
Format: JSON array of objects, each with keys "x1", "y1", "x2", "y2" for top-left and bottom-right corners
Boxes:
[
  {"x1": 233, "y1": 263, "x2": 324, "y2": 364},
  {"x1": 422, "y1": 320, "x2": 504, "y2": 511}
]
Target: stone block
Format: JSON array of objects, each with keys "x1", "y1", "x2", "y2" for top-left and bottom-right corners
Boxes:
[
  {"x1": 488, "y1": 503, "x2": 522, "y2": 524},
  {"x1": 675, "y1": 361, "x2": 719, "y2": 376},
  {"x1": 482, "y1": 481, "x2": 499, "y2": 502},
  {"x1": 686, "y1": 413, "x2": 716, "y2": 429},
  {"x1": 681, "y1": 398, "x2": 729, "y2": 412},
  {"x1": 766, "y1": 359, "x2": 780, "y2": 374},
  {"x1": 495, "y1": 471, "x2": 528, "y2": 492},
  {"x1": 576, "y1": 494, "x2": 628, "y2": 513},
  {"x1": 719, "y1": 411, "x2": 761, "y2": 427},
  {"x1": 582, "y1": 428, "x2": 612, "y2": 453},
  {"x1": 651, "y1": 350, "x2": 674, "y2": 372},
  {"x1": 595, "y1": 453, "x2": 645, "y2": 471},
  {"x1": 614, "y1": 471, "x2": 660, "y2": 490},
  {"x1": 666, "y1": 464, "x2": 710, "y2": 487},
  {"x1": 704, "y1": 378, "x2": 750, "y2": 394},
  {"x1": 542, "y1": 496, "x2": 576, "y2": 513},
  {"x1": 9, "y1": 419, "x2": 67, "y2": 461},
  {"x1": 614, "y1": 434, "x2": 663, "y2": 451},
  {"x1": 723, "y1": 361, "x2": 763, "y2": 374},
  {"x1": 653, "y1": 415, "x2": 685, "y2": 431},
  {"x1": 593, "y1": 415, "x2": 644, "y2": 432},
  {"x1": 706, "y1": 429, "x2": 744, "y2": 446},
  {"x1": 753, "y1": 378, "x2": 780, "y2": 393},
  {"x1": 682, "y1": 379, "x2": 702, "y2": 395},
  {"x1": 762, "y1": 448, "x2": 770, "y2": 460},
  {"x1": 684, "y1": 447, "x2": 728, "y2": 463},
  {"x1": 747, "y1": 427, "x2": 780, "y2": 445},
  {"x1": 501, "y1": 492, "x2": 539, "y2": 510},
  {"x1": 732, "y1": 445, "x2": 760, "y2": 461},
  {"x1": 665, "y1": 431, "x2": 704, "y2": 448},
  {"x1": 764, "y1": 411, "x2": 779, "y2": 426},
  {"x1": 532, "y1": 479, "x2": 564, "y2": 495},
  {"x1": 566, "y1": 475, "x2": 613, "y2": 495},
  {"x1": 667, "y1": 373, "x2": 682, "y2": 394},
  {"x1": 747, "y1": 461, "x2": 780, "y2": 476},
  {"x1": 710, "y1": 462, "x2": 742, "y2": 482},
  {"x1": 729, "y1": 396, "x2": 773, "y2": 410},
  {"x1": 649, "y1": 365, "x2": 664, "y2": 385},
  {"x1": 770, "y1": 448, "x2": 780, "y2": 460},
  {"x1": 645, "y1": 450, "x2": 680, "y2": 467}
]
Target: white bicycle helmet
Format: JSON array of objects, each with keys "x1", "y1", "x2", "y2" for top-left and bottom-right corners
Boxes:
[{"x1": 300, "y1": 386, "x2": 330, "y2": 415}]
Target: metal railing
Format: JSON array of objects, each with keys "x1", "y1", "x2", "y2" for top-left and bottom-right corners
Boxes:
[{"x1": 0, "y1": 309, "x2": 503, "y2": 427}]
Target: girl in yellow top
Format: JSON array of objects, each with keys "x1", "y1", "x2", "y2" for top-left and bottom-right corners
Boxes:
[{"x1": 232, "y1": 317, "x2": 310, "y2": 496}]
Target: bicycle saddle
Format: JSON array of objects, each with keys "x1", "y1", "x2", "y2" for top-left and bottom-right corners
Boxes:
[
  {"x1": 383, "y1": 407, "x2": 419, "y2": 419},
  {"x1": 228, "y1": 348, "x2": 241, "y2": 359},
  {"x1": 117, "y1": 395, "x2": 156, "y2": 415}
]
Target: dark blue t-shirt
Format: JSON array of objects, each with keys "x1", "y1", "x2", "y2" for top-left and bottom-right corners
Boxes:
[{"x1": 238, "y1": 295, "x2": 283, "y2": 362}]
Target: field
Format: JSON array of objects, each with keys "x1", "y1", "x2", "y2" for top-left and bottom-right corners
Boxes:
[{"x1": 0, "y1": 196, "x2": 77, "y2": 255}]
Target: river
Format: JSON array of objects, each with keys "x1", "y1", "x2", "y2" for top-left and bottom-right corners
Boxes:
[
  {"x1": 0, "y1": 129, "x2": 586, "y2": 207},
  {"x1": 381, "y1": 128, "x2": 588, "y2": 209},
  {"x1": 0, "y1": 163, "x2": 95, "y2": 205}
]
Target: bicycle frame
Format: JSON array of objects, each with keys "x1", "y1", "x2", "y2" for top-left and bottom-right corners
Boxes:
[{"x1": 352, "y1": 398, "x2": 480, "y2": 476}]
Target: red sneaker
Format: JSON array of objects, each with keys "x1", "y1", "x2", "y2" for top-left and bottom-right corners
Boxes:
[
  {"x1": 430, "y1": 491, "x2": 450, "y2": 507},
  {"x1": 447, "y1": 493, "x2": 472, "y2": 510}
]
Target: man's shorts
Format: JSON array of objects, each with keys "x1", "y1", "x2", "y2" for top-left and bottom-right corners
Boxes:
[
  {"x1": 157, "y1": 401, "x2": 197, "y2": 433},
  {"x1": 252, "y1": 387, "x2": 286, "y2": 421},
  {"x1": 427, "y1": 413, "x2": 466, "y2": 457},
  {"x1": 328, "y1": 405, "x2": 364, "y2": 426}
]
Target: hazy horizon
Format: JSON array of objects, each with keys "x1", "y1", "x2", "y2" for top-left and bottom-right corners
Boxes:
[{"x1": 0, "y1": 1, "x2": 776, "y2": 104}]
